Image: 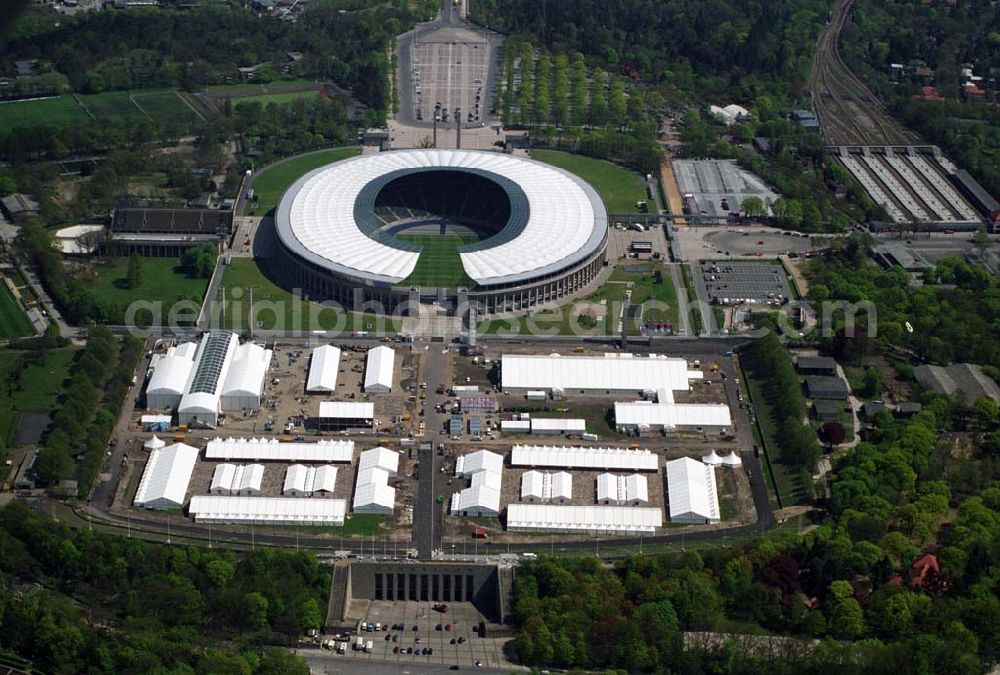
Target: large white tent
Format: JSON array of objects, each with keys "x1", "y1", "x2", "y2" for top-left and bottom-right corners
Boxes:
[
  {"x1": 520, "y1": 470, "x2": 573, "y2": 504},
  {"x1": 177, "y1": 331, "x2": 240, "y2": 427},
  {"x1": 451, "y1": 449, "x2": 504, "y2": 517},
  {"x1": 665, "y1": 457, "x2": 721, "y2": 524},
  {"x1": 363, "y1": 346, "x2": 395, "y2": 393},
  {"x1": 501, "y1": 353, "x2": 701, "y2": 396},
  {"x1": 306, "y1": 345, "x2": 342, "y2": 393},
  {"x1": 206, "y1": 437, "x2": 354, "y2": 463},
  {"x1": 511, "y1": 444, "x2": 658, "y2": 471},
  {"x1": 352, "y1": 466, "x2": 395, "y2": 514},
  {"x1": 210, "y1": 463, "x2": 265, "y2": 495},
  {"x1": 133, "y1": 443, "x2": 199, "y2": 510},
  {"x1": 358, "y1": 446, "x2": 399, "y2": 476},
  {"x1": 507, "y1": 504, "x2": 662, "y2": 534},
  {"x1": 614, "y1": 400, "x2": 731, "y2": 433},
  {"x1": 283, "y1": 464, "x2": 339, "y2": 497},
  {"x1": 188, "y1": 496, "x2": 346, "y2": 525},
  {"x1": 596, "y1": 473, "x2": 649, "y2": 506},
  {"x1": 220, "y1": 342, "x2": 272, "y2": 412},
  {"x1": 145, "y1": 342, "x2": 198, "y2": 410}
]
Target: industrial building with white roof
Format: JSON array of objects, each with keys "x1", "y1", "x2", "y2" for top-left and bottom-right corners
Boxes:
[
  {"x1": 506, "y1": 504, "x2": 662, "y2": 535},
  {"x1": 144, "y1": 331, "x2": 272, "y2": 427},
  {"x1": 273, "y1": 149, "x2": 608, "y2": 315},
  {"x1": 510, "y1": 445, "x2": 659, "y2": 471},
  {"x1": 283, "y1": 464, "x2": 339, "y2": 497},
  {"x1": 520, "y1": 470, "x2": 573, "y2": 504},
  {"x1": 209, "y1": 463, "x2": 265, "y2": 496},
  {"x1": 363, "y1": 346, "x2": 395, "y2": 393}
]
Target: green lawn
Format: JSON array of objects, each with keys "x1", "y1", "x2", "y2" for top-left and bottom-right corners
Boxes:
[
  {"x1": 78, "y1": 90, "x2": 143, "y2": 123},
  {"x1": 609, "y1": 265, "x2": 679, "y2": 330},
  {"x1": 202, "y1": 79, "x2": 318, "y2": 97},
  {"x1": 0, "y1": 348, "x2": 77, "y2": 446},
  {"x1": 87, "y1": 258, "x2": 210, "y2": 317},
  {"x1": 397, "y1": 234, "x2": 477, "y2": 288},
  {"x1": 0, "y1": 282, "x2": 34, "y2": 340},
  {"x1": 531, "y1": 149, "x2": 647, "y2": 213},
  {"x1": 235, "y1": 90, "x2": 322, "y2": 107},
  {"x1": 249, "y1": 146, "x2": 362, "y2": 215},
  {"x1": 131, "y1": 89, "x2": 204, "y2": 122},
  {"x1": 217, "y1": 258, "x2": 400, "y2": 333},
  {"x1": 0, "y1": 95, "x2": 90, "y2": 129}
]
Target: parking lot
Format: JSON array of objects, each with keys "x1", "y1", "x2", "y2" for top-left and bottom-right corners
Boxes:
[
  {"x1": 410, "y1": 25, "x2": 491, "y2": 125},
  {"x1": 342, "y1": 600, "x2": 509, "y2": 669},
  {"x1": 698, "y1": 260, "x2": 792, "y2": 305},
  {"x1": 673, "y1": 159, "x2": 779, "y2": 217}
]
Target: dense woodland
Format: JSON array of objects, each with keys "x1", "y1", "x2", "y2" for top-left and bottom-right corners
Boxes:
[
  {"x1": 840, "y1": 0, "x2": 1000, "y2": 198},
  {"x1": 470, "y1": 0, "x2": 830, "y2": 104},
  {"x1": 0, "y1": 502, "x2": 323, "y2": 674},
  {"x1": 806, "y1": 235, "x2": 1000, "y2": 369},
  {"x1": 512, "y1": 394, "x2": 1000, "y2": 672}
]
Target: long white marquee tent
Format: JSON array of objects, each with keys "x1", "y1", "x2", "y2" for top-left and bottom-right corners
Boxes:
[
  {"x1": 205, "y1": 437, "x2": 355, "y2": 463},
  {"x1": 507, "y1": 504, "x2": 663, "y2": 534},
  {"x1": 352, "y1": 466, "x2": 396, "y2": 514},
  {"x1": 133, "y1": 443, "x2": 199, "y2": 510},
  {"x1": 511, "y1": 444, "x2": 659, "y2": 471},
  {"x1": 501, "y1": 353, "x2": 702, "y2": 395},
  {"x1": 188, "y1": 496, "x2": 347, "y2": 525},
  {"x1": 306, "y1": 345, "x2": 341, "y2": 393}
]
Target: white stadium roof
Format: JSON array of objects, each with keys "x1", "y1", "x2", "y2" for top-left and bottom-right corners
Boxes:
[
  {"x1": 205, "y1": 437, "x2": 354, "y2": 463},
  {"x1": 665, "y1": 457, "x2": 721, "y2": 523},
  {"x1": 363, "y1": 346, "x2": 395, "y2": 393},
  {"x1": 189, "y1": 496, "x2": 346, "y2": 525},
  {"x1": 511, "y1": 444, "x2": 659, "y2": 471},
  {"x1": 502, "y1": 353, "x2": 700, "y2": 393},
  {"x1": 275, "y1": 149, "x2": 607, "y2": 285},
  {"x1": 507, "y1": 504, "x2": 662, "y2": 534},
  {"x1": 133, "y1": 443, "x2": 199, "y2": 510},
  {"x1": 306, "y1": 345, "x2": 341, "y2": 393}
]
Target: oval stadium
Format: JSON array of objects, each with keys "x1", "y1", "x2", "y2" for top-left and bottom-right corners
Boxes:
[{"x1": 273, "y1": 149, "x2": 609, "y2": 315}]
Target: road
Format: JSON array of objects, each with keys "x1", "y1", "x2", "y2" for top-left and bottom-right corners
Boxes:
[{"x1": 411, "y1": 340, "x2": 452, "y2": 557}]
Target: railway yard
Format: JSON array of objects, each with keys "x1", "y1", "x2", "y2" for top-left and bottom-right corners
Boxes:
[{"x1": 809, "y1": 0, "x2": 990, "y2": 228}]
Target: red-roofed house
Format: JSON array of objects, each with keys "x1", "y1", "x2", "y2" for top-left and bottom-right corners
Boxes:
[{"x1": 913, "y1": 85, "x2": 945, "y2": 102}]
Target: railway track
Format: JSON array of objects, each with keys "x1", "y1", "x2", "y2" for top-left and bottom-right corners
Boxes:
[{"x1": 810, "y1": 0, "x2": 918, "y2": 146}]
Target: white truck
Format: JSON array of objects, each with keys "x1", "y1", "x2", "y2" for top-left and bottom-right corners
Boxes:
[{"x1": 365, "y1": 640, "x2": 374, "y2": 653}]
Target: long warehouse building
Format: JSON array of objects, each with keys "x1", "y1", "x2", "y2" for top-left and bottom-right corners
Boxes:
[
  {"x1": 188, "y1": 496, "x2": 347, "y2": 525},
  {"x1": 205, "y1": 437, "x2": 355, "y2": 463},
  {"x1": 506, "y1": 504, "x2": 662, "y2": 534},
  {"x1": 511, "y1": 445, "x2": 659, "y2": 471}
]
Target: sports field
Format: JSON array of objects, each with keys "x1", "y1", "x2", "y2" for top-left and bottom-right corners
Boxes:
[
  {"x1": 531, "y1": 149, "x2": 647, "y2": 213},
  {"x1": 235, "y1": 90, "x2": 322, "y2": 107},
  {"x1": 217, "y1": 258, "x2": 400, "y2": 333},
  {"x1": 0, "y1": 89, "x2": 205, "y2": 132},
  {"x1": 0, "y1": 348, "x2": 76, "y2": 447},
  {"x1": 249, "y1": 146, "x2": 362, "y2": 215},
  {"x1": 397, "y1": 234, "x2": 477, "y2": 288},
  {"x1": 0, "y1": 282, "x2": 34, "y2": 340},
  {"x1": 0, "y1": 96, "x2": 90, "y2": 129}
]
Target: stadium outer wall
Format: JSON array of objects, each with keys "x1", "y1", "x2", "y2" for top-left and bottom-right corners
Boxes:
[{"x1": 275, "y1": 229, "x2": 608, "y2": 317}]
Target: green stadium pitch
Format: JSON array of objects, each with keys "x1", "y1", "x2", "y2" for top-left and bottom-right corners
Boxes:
[{"x1": 396, "y1": 234, "x2": 479, "y2": 288}]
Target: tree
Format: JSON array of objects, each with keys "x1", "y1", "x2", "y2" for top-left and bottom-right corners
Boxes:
[
  {"x1": 126, "y1": 254, "x2": 143, "y2": 289},
  {"x1": 858, "y1": 367, "x2": 883, "y2": 398},
  {"x1": 821, "y1": 421, "x2": 846, "y2": 446},
  {"x1": 256, "y1": 649, "x2": 309, "y2": 675},
  {"x1": 826, "y1": 580, "x2": 865, "y2": 639},
  {"x1": 180, "y1": 244, "x2": 218, "y2": 278},
  {"x1": 741, "y1": 196, "x2": 766, "y2": 218},
  {"x1": 973, "y1": 227, "x2": 991, "y2": 259}
]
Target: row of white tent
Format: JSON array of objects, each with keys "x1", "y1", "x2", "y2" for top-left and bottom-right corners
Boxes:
[
  {"x1": 306, "y1": 344, "x2": 396, "y2": 394},
  {"x1": 353, "y1": 447, "x2": 399, "y2": 514}
]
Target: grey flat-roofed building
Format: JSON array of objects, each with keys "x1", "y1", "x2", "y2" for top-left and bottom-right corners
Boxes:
[
  {"x1": 805, "y1": 376, "x2": 850, "y2": 400},
  {"x1": 812, "y1": 399, "x2": 841, "y2": 421},
  {"x1": 915, "y1": 363, "x2": 1000, "y2": 404},
  {"x1": 861, "y1": 402, "x2": 887, "y2": 421},
  {"x1": 796, "y1": 356, "x2": 838, "y2": 376},
  {"x1": 895, "y1": 401, "x2": 923, "y2": 417}
]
